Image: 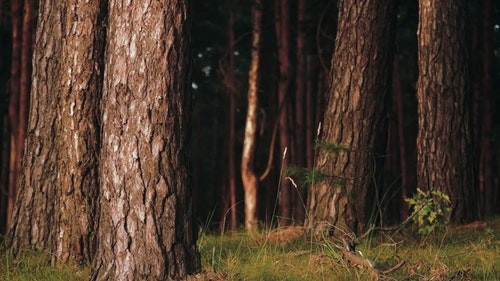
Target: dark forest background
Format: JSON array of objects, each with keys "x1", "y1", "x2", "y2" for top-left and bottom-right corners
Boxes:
[{"x1": 1, "y1": 0, "x2": 499, "y2": 234}]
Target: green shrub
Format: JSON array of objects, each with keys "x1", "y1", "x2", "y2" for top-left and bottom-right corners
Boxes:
[{"x1": 405, "y1": 188, "x2": 451, "y2": 235}]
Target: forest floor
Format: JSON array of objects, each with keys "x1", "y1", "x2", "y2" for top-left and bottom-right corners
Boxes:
[{"x1": 1, "y1": 217, "x2": 499, "y2": 280}]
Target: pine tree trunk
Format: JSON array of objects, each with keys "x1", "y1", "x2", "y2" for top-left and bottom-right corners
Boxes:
[
  {"x1": 91, "y1": 0, "x2": 201, "y2": 279},
  {"x1": 8, "y1": 0, "x2": 104, "y2": 265},
  {"x1": 416, "y1": 0, "x2": 477, "y2": 224},
  {"x1": 306, "y1": 0, "x2": 396, "y2": 235}
]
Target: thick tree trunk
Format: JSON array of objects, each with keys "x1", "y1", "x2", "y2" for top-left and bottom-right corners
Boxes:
[
  {"x1": 305, "y1": 0, "x2": 396, "y2": 235},
  {"x1": 91, "y1": 0, "x2": 201, "y2": 279},
  {"x1": 416, "y1": 0, "x2": 477, "y2": 224},
  {"x1": 241, "y1": 0, "x2": 262, "y2": 232},
  {"x1": 8, "y1": 0, "x2": 104, "y2": 265}
]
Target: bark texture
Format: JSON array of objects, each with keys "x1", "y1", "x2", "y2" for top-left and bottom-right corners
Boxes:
[
  {"x1": 305, "y1": 0, "x2": 396, "y2": 235},
  {"x1": 91, "y1": 0, "x2": 201, "y2": 279},
  {"x1": 416, "y1": 0, "x2": 477, "y2": 223},
  {"x1": 8, "y1": 0, "x2": 103, "y2": 265}
]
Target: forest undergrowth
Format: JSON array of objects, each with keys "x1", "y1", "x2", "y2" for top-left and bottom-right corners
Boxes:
[{"x1": 1, "y1": 217, "x2": 499, "y2": 280}]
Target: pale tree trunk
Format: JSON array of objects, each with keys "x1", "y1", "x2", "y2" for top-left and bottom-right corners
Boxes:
[
  {"x1": 8, "y1": 0, "x2": 104, "y2": 265},
  {"x1": 305, "y1": 0, "x2": 396, "y2": 236},
  {"x1": 416, "y1": 0, "x2": 477, "y2": 224},
  {"x1": 275, "y1": 0, "x2": 291, "y2": 225},
  {"x1": 241, "y1": 0, "x2": 262, "y2": 232},
  {"x1": 91, "y1": 0, "x2": 201, "y2": 279}
]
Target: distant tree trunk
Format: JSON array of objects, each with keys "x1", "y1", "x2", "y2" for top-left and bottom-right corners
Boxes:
[
  {"x1": 383, "y1": 67, "x2": 401, "y2": 225},
  {"x1": 18, "y1": 0, "x2": 34, "y2": 163},
  {"x1": 479, "y1": 0, "x2": 494, "y2": 216},
  {"x1": 416, "y1": 0, "x2": 477, "y2": 224},
  {"x1": 241, "y1": 0, "x2": 262, "y2": 232},
  {"x1": 91, "y1": 0, "x2": 201, "y2": 279},
  {"x1": 393, "y1": 54, "x2": 410, "y2": 218},
  {"x1": 305, "y1": 0, "x2": 396, "y2": 235},
  {"x1": 6, "y1": 0, "x2": 22, "y2": 229},
  {"x1": 293, "y1": 0, "x2": 307, "y2": 223},
  {"x1": 220, "y1": 5, "x2": 238, "y2": 232},
  {"x1": 275, "y1": 0, "x2": 292, "y2": 225},
  {"x1": 305, "y1": 55, "x2": 316, "y2": 172},
  {"x1": 0, "y1": 0, "x2": 10, "y2": 234},
  {"x1": 8, "y1": 0, "x2": 103, "y2": 265}
]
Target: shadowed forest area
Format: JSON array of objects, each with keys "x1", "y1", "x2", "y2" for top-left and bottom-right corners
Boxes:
[
  {"x1": 0, "y1": 0, "x2": 500, "y2": 279},
  {"x1": 189, "y1": 0, "x2": 500, "y2": 231}
]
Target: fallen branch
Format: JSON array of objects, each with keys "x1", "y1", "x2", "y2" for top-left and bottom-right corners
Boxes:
[{"x1": 341, "y1": 239, "x2": 405, "y2": 280}]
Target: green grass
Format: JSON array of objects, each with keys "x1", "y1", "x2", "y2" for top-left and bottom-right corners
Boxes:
[
  {"x1": 0, "y1": 248, "x2": 90, "y2": 281},
  {"x1": 1, "y1": 218, "x2": 499, "y2": 280}
]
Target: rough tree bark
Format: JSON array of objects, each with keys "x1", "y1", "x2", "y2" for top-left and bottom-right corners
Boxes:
[
  {"x1": 241, "y1": 0, "x2": 262, "y2": 232},
  {"x1": 8, "y1": 0, "x2": 103, "y2": 265},
  {"x1": 91, "y1": 0, "x2": 201, "y2": 279},
  {"x1": 416, "y1": 0, "x2": 477, "y2": 224},
  {"x1": 305, "y1": 0, "x2": 396, "y2": 235}
]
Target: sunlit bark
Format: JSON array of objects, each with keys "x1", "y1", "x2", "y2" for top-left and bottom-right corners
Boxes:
[
  {"x1": 241, "y1": 0, "x2": 262, "y2": 231},
  {"x1": 306, "y1": 0, "x2": 396, "y2": 235},
  {"x1": 91, "y1": 0, "x2": 201, "y2": 279},
  {"x1": 416, "y1": 0, "x2": 477, "y2": 223}
]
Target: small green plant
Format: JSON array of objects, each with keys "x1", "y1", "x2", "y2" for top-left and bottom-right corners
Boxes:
[
  {"x1": 285, "y1": 165, "x2": 329, "y2": 187},
  {"x1": 405, "y1": 188, "x2": 451, "y2": 236},
  {"x1": 314, "y1": 140, "x2": 352, "y2": 154}
]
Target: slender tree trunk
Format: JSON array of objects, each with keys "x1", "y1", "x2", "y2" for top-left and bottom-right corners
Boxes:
[
  {"x1": 416, "y1": 0, "x2": 477, "y2": 224},
  {"x1": 393, "y1": 54, "x2": 410, "y2": 218},
  {"x1": 91, "y1": 0, "x2": 201, "y2": 279},
  {"x1": 7, "y1": 0, "x2": 36, "y2": 230},
  {"x1": 305, "y1": 55, "x2": 315, "y2": 171},
  {"x1": 228, "y1": 12, "x2": 238, "y2": 231},
  {"x1": 275, "y1": 0, "x2": 291, "y2": 225},
  {"x1": 241, "y1": 0, "x2": 262, "y2": 231},
  {"x1": 306, "y1": 0, "x2": 396, "y2": 235},
  {"x1": 6, "y1": 0, "x2": 22, "y2": 229},
  {"x1": 293, "y1": 0, "x2": 307, "y2": 224},
  {"x1": 18, "y1": 0, "x2": 34, "y2": 164},
  {"x1": 480, "y1": 0, "x2": 493, "y2": 216},
  {"x1": 8, "y1": 0, "x2": 104, "y2": 265},
  {"x1": 221, "y1": 6, "x2": 238, "y2": 231}
]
